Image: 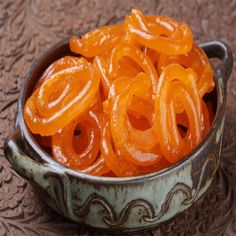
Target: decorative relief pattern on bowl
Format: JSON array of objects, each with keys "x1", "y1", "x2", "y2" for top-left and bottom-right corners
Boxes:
[{"x1": 70, "y1": 152, "x2": 219, "y2": 228}]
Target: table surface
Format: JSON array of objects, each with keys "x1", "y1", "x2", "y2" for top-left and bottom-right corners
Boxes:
[{"x1": 0, "y1": 0, "x2": 236, "y2": 235}]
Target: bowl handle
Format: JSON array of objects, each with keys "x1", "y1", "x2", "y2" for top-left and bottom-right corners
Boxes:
[
  {"x1": 4, "y1": 129, "x2": 71, "y2": 215},
  {"x1": 4, "y1": 129, "x2": 64, "y2": 190},
  {"x1": 200, "y1": 40, "x2": 233, "y2": 83}
]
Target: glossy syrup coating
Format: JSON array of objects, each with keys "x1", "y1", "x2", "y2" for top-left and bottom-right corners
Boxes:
[
  {"x1": 158, "y1": 44, "x2": 214, "y2": 97},
  {"x1": 24, "y1": 9, "x2": 215, "y2": 177},
  {"x1": 69, "y1": 25, "x2": 124, "y2": 57},
  {"x1": 24, "y1": 60, "x2": 100, "y2": 136},
  {"x1": 52, "y1": 110, "x2": 101, "y2": 169},
  {"x1": 125, "y1": 9, "x2": 193, "y2": 55}
]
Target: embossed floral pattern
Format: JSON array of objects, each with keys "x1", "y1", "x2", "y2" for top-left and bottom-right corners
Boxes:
[
  {"x1": 0, "y1": 184, "x2": 23, "y2": 210},
  {"x1": 0, "y1": 0, "x2": 235, "y2": 235}
]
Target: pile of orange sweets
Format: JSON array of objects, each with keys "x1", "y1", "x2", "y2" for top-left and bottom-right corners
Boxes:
[{"x1": 24, "y1": 9, "x2": 215, "y2": 177}]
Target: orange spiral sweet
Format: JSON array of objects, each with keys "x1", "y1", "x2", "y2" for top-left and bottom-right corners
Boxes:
[
  {"x1": 125, "y1": 9, "x2": 193, "y2": 55},
  {"x1": 158, "y1": 44, "x2": 214, "y2": 97},
  {"x1": 109, "y1": 43, "x2": 158, "y2": 94},
  {"x1": 52, "y1": 110, "x2": 100, "y2": 169},
  {"x1": 110, "y1": 74, "x2": 162, "y2": 166},
  {"x1": 155, "y1": 64, "x2": 202, "y2": 163},
  {"x1": 69, "y1": 25, "x2": 124, "y2": 57},
  {"x1": 24, "y1": 60, "x2": 100, "y2": 136}
]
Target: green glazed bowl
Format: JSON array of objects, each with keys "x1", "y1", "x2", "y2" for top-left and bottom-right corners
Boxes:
[{"x1": 4, "y1": 38, "x2": 233, "y2": 232}]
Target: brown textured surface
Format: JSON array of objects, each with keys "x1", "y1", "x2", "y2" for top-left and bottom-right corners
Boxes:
[{"x1": 0, "y1": 0, "x2": 235, "y2": 235}]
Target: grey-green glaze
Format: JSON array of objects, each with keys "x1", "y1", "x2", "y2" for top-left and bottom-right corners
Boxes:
[{"x1": 4, "y1": 39, "x2": 233, "y2": 232}]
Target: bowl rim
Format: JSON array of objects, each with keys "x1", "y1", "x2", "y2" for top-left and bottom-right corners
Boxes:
[{"x1": 16, "y1": 37, "x2": 226, "y2": 185}]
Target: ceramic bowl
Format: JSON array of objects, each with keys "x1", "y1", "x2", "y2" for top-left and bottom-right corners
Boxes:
[{"x1": 4, "y1": 38, "x2": 233, "y2": 232}]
